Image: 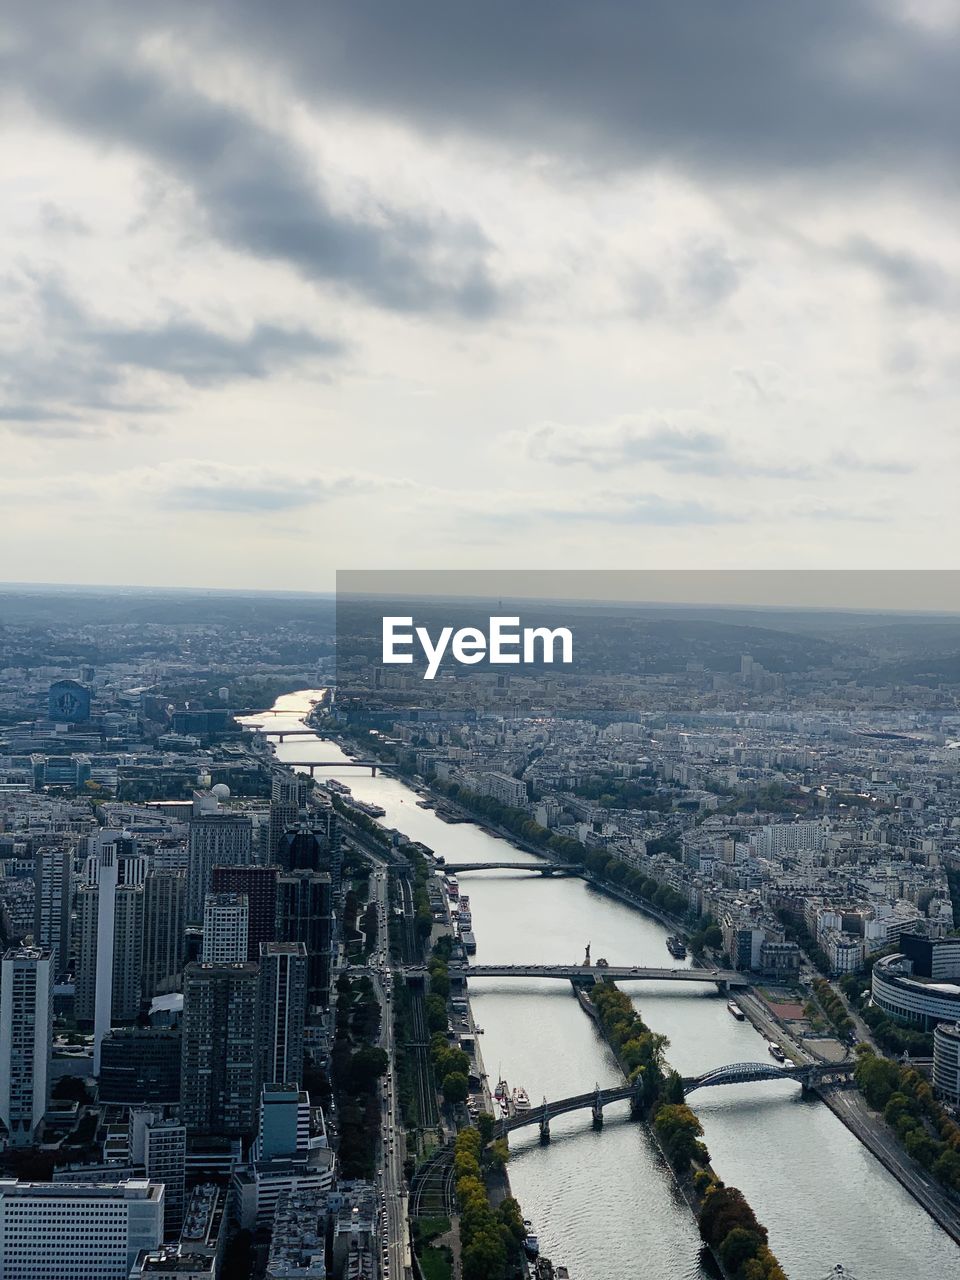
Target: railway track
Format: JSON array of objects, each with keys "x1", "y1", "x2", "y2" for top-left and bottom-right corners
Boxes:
[
  {"x1": 409, "y1": 1146, "x2": 456, "y2": 1218},
  {"x1": 409, "y1": 987, "x2": 440, "y2": 1129}
]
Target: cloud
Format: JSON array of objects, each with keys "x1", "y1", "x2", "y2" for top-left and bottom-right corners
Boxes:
[
  {"x1": 38, "y1": 203, "x2": 90, "y2": 235},
  {"x1": 1, "y1": 4, "x2": 507, "y2": 318},
  {"x1": 512, "y1": 417, "x2": 816, "y2": 479},
  {"x1": 0, "y1": 274, "x2": 344, "y2": 428},
  {"x1": 845, "y1": 235, "x2": 955, "y2": 308},
  {"x1": 682, "y1": 242, "x2": 743, "y2": 308},
  {"x1": 89, "y1": 321, "x2": 343, "y2": 388},
  {"x1": 168, "y1": 1, "x2": 960, "y2": 186},
  {"x1": 165, "y1": 467, "x2": 361, "y2": 513},
  {"x1": 828, "y1": 450, "x2": 912, "y2": 475}
]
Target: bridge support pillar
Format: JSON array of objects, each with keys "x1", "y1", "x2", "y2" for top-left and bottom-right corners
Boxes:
[
  {"x1": 539, "y1": 1113, "x2": 551, "y2": 1144},
  {"x1": 592, "y1": 1101, "x2": 603, "y2": 1130},
  {"x1": 629, "y1": 1079, "x2": 645, "y2": 1120},
  {"x1": 716, "y1": 980, "x2": 728, "y2": 995}
]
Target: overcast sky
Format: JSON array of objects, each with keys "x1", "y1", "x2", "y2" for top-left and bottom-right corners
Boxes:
[{"x1": 3, "y1": 1, "x2": 959, "y2": 590}]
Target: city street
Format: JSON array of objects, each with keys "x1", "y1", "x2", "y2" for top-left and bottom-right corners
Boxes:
[{"x1": 367, "y1": 862, "x2": 413, "y2": 1280}]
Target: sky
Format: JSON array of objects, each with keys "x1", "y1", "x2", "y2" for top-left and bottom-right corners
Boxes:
[{"x1": 3, "y1": 1, "x2": 960, "y2": 591}]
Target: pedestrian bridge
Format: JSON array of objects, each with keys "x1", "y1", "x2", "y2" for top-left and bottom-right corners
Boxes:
[
  {"x1": 447, "y1": 962, "x2": 749, "y2": 988},
  {"x1": 494, "y1": 1060, "x2": 856, "y2": 1141}
]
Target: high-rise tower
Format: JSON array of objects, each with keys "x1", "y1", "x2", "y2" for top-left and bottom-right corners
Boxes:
[{"x1": 0, "y1": 946, "x2": 53, "y2": 1147}]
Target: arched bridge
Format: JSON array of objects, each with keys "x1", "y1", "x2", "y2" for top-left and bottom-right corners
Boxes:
[
  {"x1": 446, "y1": 963, "x2": 749, "y2": 988},
  {"x1": 444, "y1": 862, "x2": 581, "y2": 875},
  {"x1": 494, "y1": 1080, "x2": 643, "y2": 1142},
  {"x1": 495, "y1": 1060, "x2": 857, "y2": 1142},
  {"x1": 683, "y1": 1060, "x2": 856, "y2": 1095}
]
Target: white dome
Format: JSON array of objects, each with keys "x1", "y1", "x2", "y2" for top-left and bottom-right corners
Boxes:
[{"x1": 211, "y1": 783, "x2": 231, "y2": 799}]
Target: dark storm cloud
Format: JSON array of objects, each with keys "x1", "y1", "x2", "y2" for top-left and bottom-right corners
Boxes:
[
  {"x1": 2, "y1": 3, "x2": 504, "y2": 318},
  {"x1": 189, "y1": 1, "x2": 960, "y2": 181}
]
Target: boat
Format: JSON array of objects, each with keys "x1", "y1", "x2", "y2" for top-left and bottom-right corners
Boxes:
[
  {"x1": 727, "y1": 999, "x2": 745, "y2": 1021},
  {"x1": 768, "y1": 1042, "x2": 786, "y2": 1063},
  {"x1": 513, "y1": 1086, "x2": 531, "y2": 1112},
  {"x1": 523, "y1": 1235, "x2": 540, "y2": 1260},
  {"x1": 575, "y1": 988, "x2": 600, "y2": 1022},
  {"x1": 666, "y1": 935, "x2": 687, "y2": 959},
  {"x1": 460, "y1": 930, "x2": 477, "y2": 954},
  {"x1": 494, "y1": 1077, "x2": 509, "y2": 1102}
]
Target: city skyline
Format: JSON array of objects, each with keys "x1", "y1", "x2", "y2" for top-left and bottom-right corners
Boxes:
[{"x1": 4, "y1": 3, "x2": 960, "y2": 586}]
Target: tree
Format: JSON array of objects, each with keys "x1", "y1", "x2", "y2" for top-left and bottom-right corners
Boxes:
[
  {"x1": 476, "y1": 1111, "x2": 495, "y2": 1145},
  {"x1": 52, "y1": 1077, "x2": 88, "y2": 1102},
  {"x1": 698, "y1": 1185, "x2": 766, "y2": 1250},
  {"x1": 429, "y1": 969, "x2": 450, "y2": 999},
  {"x1": 349, "y1": 1046, "x2": 388, "y2": 1091},
  {"x1": 442, "y1": 1072, "x2": 469, "y2": 1104},
  {"x1": 654, "y1": 1103, "x2": 708, "y2": 1171},
  {"x1": 425, "y1": 994, "x2": 448, "y2": 1034},
  {"x1": 855, "y1": 1051, "x2": 901, "y2": 1111},
  {"x1": 497, "y1": 1196, "x2": 525, "y2": 1242},
  {"x1": 718, "y1": 1226, "x2": 763, "y2": 1272}
]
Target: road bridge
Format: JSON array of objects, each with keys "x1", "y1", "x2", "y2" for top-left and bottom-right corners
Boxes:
[
  {"x1": 443, "y1": 962, "x2": 749, "y2": 988},
  {"x1": 272, "y1": 758, "x2": 390, "y2": 775},
  {"x1": 443, "y1": 862, "x2": 581, "y2": 875}
]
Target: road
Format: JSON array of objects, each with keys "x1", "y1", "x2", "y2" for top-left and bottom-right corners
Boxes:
[{"x1": 366, "y1": 862, "x2": 414, "y2": 1280}]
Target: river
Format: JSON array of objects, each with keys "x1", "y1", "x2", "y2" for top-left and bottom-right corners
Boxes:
[{"x1": 246, "y1": 691, "x2": 959, "y2": 1280}]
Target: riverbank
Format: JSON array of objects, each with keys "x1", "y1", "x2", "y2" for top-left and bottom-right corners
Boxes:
[
  {"x1": 312, "y1": 719, "x2": 695, "y2": 940},
  {"x1": 733, "y1": 990, "x2": 960, "y2": 1249},
  {"x1": 820, "y1": 1087, "x2": 960, "y2": 1248},
  {"x1": 262, "y1": 692, "x2": 960, "y2": 1279}
]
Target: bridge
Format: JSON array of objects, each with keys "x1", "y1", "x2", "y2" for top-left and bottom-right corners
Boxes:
[
  {"x1": 683, "y1": 1059, "x2": 855, "y2": 1095},
  {"x1": 495, "y1": 1060, "x2": 855, "y2": 1141},
  {"x1": 496, "y1": 1054, "x2": 855, "y2": 1146},
  {"x1": 444, "y1": 962, "x2": 749, "y2": 988},
  {"x1": 444, "y1": 862, "x2": 581, "y2": 876},
  {"x1": 249, "y1": 725, "x2": 358, "y2": 747},
  {"x1": 271, "y1": 758, "x2": 390, "y2": 775},
  {"x1": 494, "y1": 1080, "x2": 643, "y2": 1142}
]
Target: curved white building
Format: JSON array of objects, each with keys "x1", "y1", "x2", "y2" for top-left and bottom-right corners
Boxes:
[
  {"x1": 933, "y1": 1023, "x2": 960, "y2": 1103},
  {"x1": 872, "y1": 953, "x2": 960, "y2": 1030}
]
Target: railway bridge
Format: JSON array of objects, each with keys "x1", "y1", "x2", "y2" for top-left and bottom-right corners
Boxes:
[{"x1": 494, "y1": 1060, "x2": 856, "y2": 1142}]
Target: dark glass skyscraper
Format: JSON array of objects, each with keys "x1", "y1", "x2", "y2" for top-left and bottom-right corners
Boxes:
[{"x1": 275, "y1": 871, "x2": 333, "y2": 1013}]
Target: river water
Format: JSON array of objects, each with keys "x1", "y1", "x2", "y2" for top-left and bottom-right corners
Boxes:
[{"x1": 248, "y1": 692, "x2": 959, "y2": 1280}]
